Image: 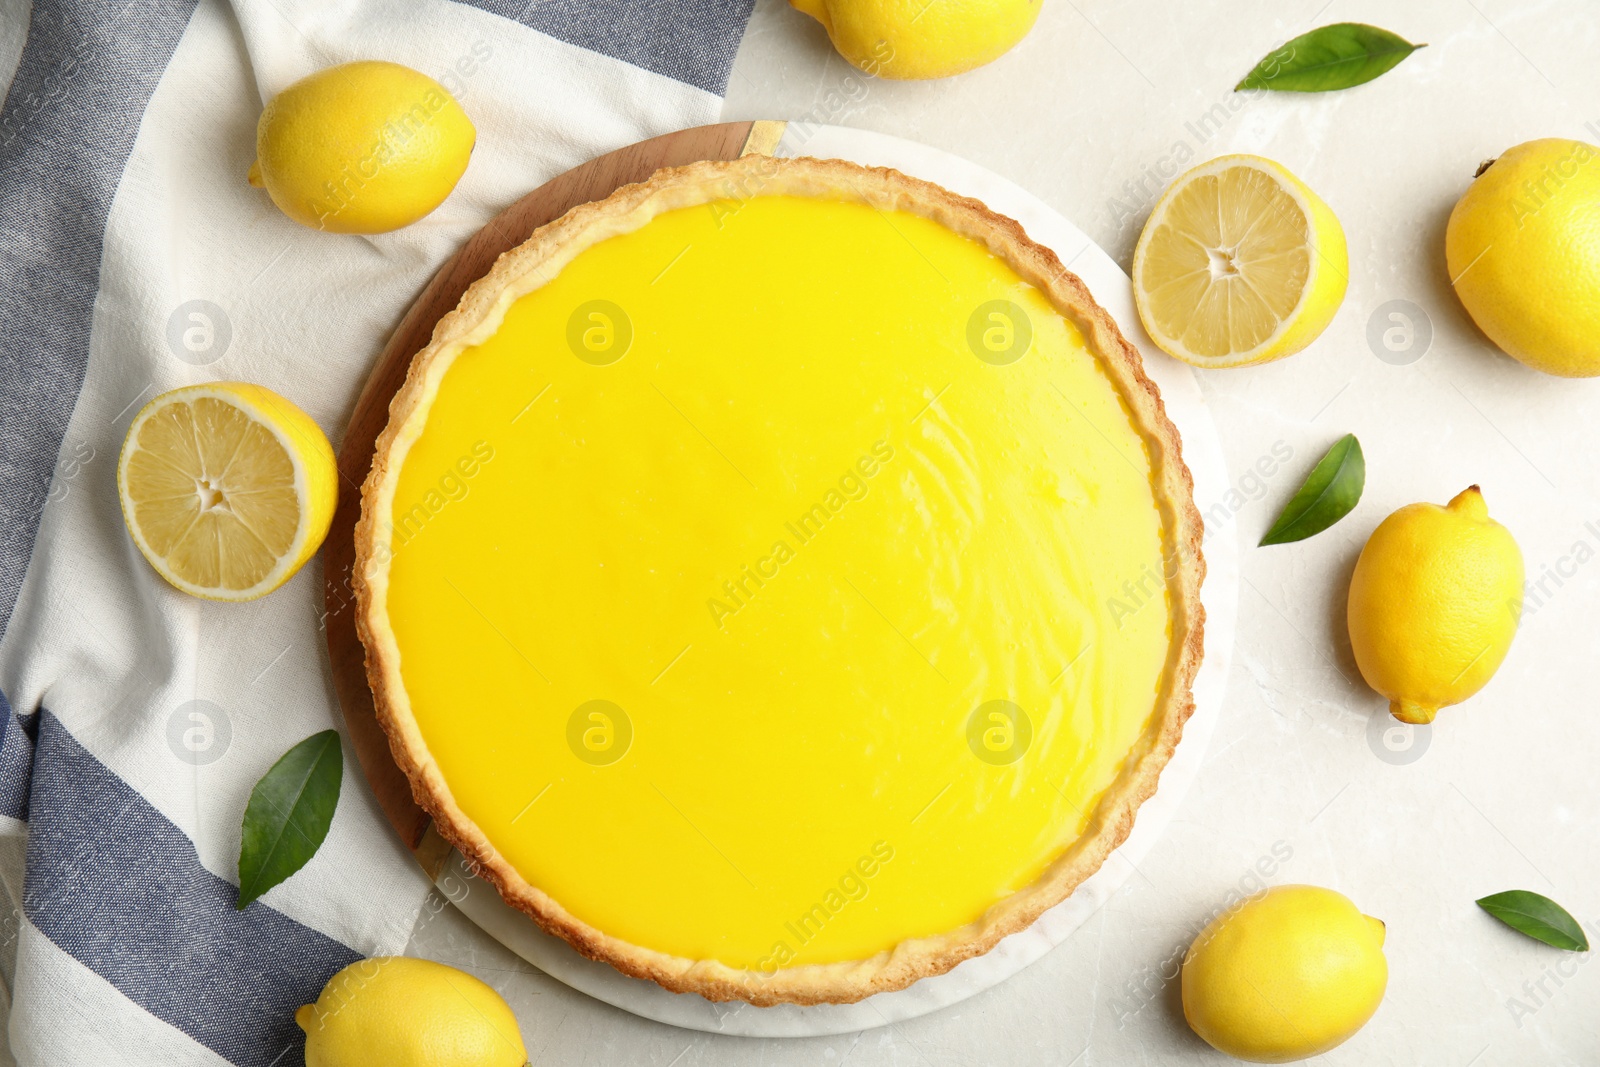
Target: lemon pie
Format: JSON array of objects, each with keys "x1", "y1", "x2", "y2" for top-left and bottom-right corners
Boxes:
[{"x1": 355, "y1": 155, "x2": 1204, "y2": 1005}]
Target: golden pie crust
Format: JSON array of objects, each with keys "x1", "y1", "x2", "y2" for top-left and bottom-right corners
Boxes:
[{"x1": 353, "y1": 154, "x2": 1205, "y2": 1006}]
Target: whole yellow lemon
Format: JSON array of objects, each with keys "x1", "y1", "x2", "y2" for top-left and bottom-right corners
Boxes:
[
  {"x1": 249, "y1": 61, "x2": 475, "y2": 234},
  {"x1": 1182, "y1": 885, "x2": 1387, "y2": 1063},
  {"x1": 1347, "y1": 486, "x2": 1523, "y2": 725},
  {"x1": 297, "y1": 957, "x2": 526, "y2": 1067},
  {"x1": 1445, "y1": 138, "x2": 1600, "y2": 376},
  {"x1": 789, "y1": 0, "x2": 1041, "y2": 80}
]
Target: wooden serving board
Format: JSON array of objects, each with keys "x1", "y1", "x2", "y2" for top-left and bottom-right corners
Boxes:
[{"x1": 321, "y1": 120, "x2": 787, "y2": 876}]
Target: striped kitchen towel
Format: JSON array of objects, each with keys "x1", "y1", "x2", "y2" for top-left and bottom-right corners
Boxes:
[{"x1": 0, "y1": 0, "x2": 754, "y2": 1062}]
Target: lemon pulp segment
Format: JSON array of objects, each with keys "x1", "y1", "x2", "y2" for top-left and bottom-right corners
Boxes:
[{"x1": 385, "y1": 195, "x2": 1174, "y2": 968}]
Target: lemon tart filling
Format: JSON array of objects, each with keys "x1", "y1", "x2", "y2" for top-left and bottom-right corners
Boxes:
[{"x1": 385, "y1": 191, "x2": 1172, "y2": 969}]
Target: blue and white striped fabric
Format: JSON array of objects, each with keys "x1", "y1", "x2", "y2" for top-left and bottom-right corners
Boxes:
[{"x1": 0, "y1": 1, "x2": 754, "y2": 1062}]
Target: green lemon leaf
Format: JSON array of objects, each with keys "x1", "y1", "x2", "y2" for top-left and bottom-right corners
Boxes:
[
  {"x1": 1236, "y1": 23, "x2": 1425, "y2": 92},
  {"x1": 237, "y1": 730, "x2": 343, "y2": 910},
  {"x1": 1477, "y1": 891, "x2": 1589, "y2": 951},
  {"x1": 1260, "y1": 434, "x2": 1365, "y2": 546}
]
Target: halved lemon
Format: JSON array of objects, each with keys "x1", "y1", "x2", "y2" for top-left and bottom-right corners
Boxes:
[
  {"x1": 117, "y1": 383, "x2": 337, "y2": 600},
  {"x1": 1133, "y1": 154, "x2": 1348, "y2": 368}
]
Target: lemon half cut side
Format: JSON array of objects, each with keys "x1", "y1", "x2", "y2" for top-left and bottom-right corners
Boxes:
[
  {"x1": 117, "y1": 383, "x2": 337, "y2": 601},
  {"x1": 1133, "y1": 154, "x2": 1348, "y2": 369}
]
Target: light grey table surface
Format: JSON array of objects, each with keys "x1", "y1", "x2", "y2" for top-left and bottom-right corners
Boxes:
[{"x1": 407, "y1": 2, "x2": 1600, "y2": 1064}]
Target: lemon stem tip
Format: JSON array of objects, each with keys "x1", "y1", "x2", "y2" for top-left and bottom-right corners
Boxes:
[
  {"x1": 1391, "y1": 700, "x2": 1437, "y2": 725},
  {"x1": 294, "y1": 1004, "x2": 315, "y2": 1033},
  {"x1": 787, "y1": 0, "x2": 828, "y2": 24},
  {"x1": 1447, "y1": 484, "x2": 1488, "y2": 520},
  {"x1": 247, "y1": 160, "x2": 264, "y2": 188}
]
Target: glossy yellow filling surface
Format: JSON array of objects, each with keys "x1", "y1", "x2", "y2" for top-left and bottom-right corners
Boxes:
[{"x1": 387, "y1": 195, "x2": 1173, "y2": 970}]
